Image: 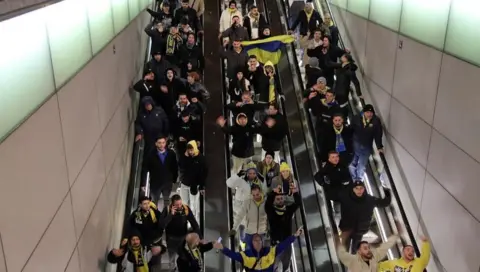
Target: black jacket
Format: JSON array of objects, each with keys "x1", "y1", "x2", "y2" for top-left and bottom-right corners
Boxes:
[
  {"x1": 178, "y1": 152, "x2": 208, "y2": 189},
  {"x1": 314, "y1": 161, "x2": 351, "y2": 189},
  {"x1": 228, "y1": 77, "x2": 250, "y2": 102},
  {"x1": 307, "y1": 97, "x2": 341, "y2": 126},
  {"x1": 243, "y1": 14, "x2": 268, "y2": 40},
  {"x1": 351, "y1": 114, "x2": 383, "y2": 149},
  {"x1": 326, "y1": 61, "x2": 362, "y2": 103},
  {"x1": 174, "y1": 7, "x2": 202, "y2": 31},
  {"x1": 226, "y1": 102, "x2": 268, "y2": 125},
  {"x1": 179, "y1": 43, "x2": 204, "y2": 72},
  {"x1": 321, "y1": 124, "x2": 353, "y2": 161},
  {"x1": 144, "y1": 148, "x2": 178, "y2": 187},
  {"x1": 305, "y1": 65, "x2": 323, "y2": 89},
  {"x1": 259, "y1": 114, "x2": 288, "y2": 152},
  {"x1": 163, "y1": 204, "x2": 201, "y2": 237},
  {"x1": 307, "y1": 45, "x2": 345, "y2": 80},
  {"x1": 221, "y1": 123, "x2": 260, "y2": 158},
  {"x1": 124, "y1": 208, "x2": 164, "y2": 246},
  {"x1": 333, "y1": 189, "x2": 391, "y2": 233},
  {"x1": 175, "y1": 119, "x2": 202, "y2": 145},
  {"x1": 221, "y1": 25, "x2": 250, "y2": 42},
  {"x1": 133, "y1": 79, "x2": 157, "y2": 101},
  {"x1": 147, "y1": 8, "x2": 174, "y2": 28},
  {"x1": 246, "y1": 65, "x2": 269, "y2": 95},
  {"x1": 145, "y1": 58, "x2": 172, "y2": 86},
  {"x1": 219, "y1": 46, "x2": 249, "y2": 79},
  {"x1": 161, "y1": 76, "x2": 188, "y2": 116},
  {"x1": 265, "y1": 192, "x2": 300, "y2": 242},
  {"x1": 135, "y1": 97, "x2": 170, "y2": 144},
  {"x1": 177, "y1": 241, "x2": 213, "y2": 272},
  {"x1": 290, "y1": 9, "x2": 323, "y2": 37},
  {"x1": 144, "y1": 21, "x2": 168, "y2": 53}
]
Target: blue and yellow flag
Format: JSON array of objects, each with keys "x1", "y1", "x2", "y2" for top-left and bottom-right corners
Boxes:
[{"x1": 241, "y1": 35, "x2": 295, "y2": 65}]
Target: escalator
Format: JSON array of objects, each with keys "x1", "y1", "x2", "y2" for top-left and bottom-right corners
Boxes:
[{"x1": 281, "y1": 0, "x2": 425, "y2": 267}]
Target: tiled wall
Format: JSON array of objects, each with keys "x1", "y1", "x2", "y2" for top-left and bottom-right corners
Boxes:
[
  {"x1": 0, "y1": 11, "x2": 149, "y2": 272},
  {"x1": 329, "y1": 5, "x2": 480, "y2": 272}
]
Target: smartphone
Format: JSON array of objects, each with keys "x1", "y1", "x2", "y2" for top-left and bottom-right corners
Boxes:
[{"x1": 217, "y1": 237, "x2": 222, "y2": 243}]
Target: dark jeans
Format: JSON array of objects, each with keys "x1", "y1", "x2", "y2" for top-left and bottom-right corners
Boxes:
[
  {"x1": 167, "y1": 235, "x2": 186, "y2": 267},
  {"x1": 151, "y1": 182, "x2": 173, "y2": 209}
]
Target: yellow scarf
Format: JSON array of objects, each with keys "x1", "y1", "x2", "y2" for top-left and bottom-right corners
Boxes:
[
  {"x1": 268, "y1": 76, "x2": 276, "y2": 103},
  {"x1": 131, "y1": 247, "x2": 149, "y2": 272},
  {"x1": 166, "y1": 34, "x2": 176, "y2": 55},
  {"x1": 228, "y1": 8, "x2": 237, "y2": 13},
  {"x1": 333, "y1": 125, "x2": 343, "y2": 134},
  {"x1": 136, "y1": 209, "x2": 157, "y2": 224},
  {"x1": 185, "y1": 243, "x2": 203, "y2": 268},
  {"x1": 362, "y1": 115, "x2": 371, "y2": 128},
  {"x1": 305, "y1": 8, "x2": 313, "y2": 22}
]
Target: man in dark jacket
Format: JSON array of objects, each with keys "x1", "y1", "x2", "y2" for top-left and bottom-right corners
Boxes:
[
  {"x1": 220, "y1": 15, "x2": 249, "y2": 44},
  {"x1": 174, "y1": 0, "x2": 202, "y2": 32},
  {"x1": 321, "y1": 113, "x2": 353, "y2": 163},
  {"x1": 259, "y1": 104, "x2": 288, "y2": 161},
  {"x1": 133, "y1": 69, "x2": 157, "y2": 102},
  {"x1": 219, "y1": 39, "x2": 249, "y2": 80},
  {"x1": 307, "y1": 89, "x2": 340, "y2": 149},
  {"x1": 144, "y1": 20, "x2": 167, "y2": 54},
  {"x1": 217, "y1": 114, "x2": 260, "y2": 174},
  {"x1": 162, "y1": 194, "x2": 201, "y2": 270},
  {"x1": 349, "y1": 104, "x2": 383, "y2": 181},
  {"x1": 147, "y1": 3, "x2": 174, "y2": 28},
  {"x1": 143, "y1": 136, "x2": 178, "y2": 208},
  {"x1": 265, "y1": 189, "x2": 300, "y2": 271},
  {"x1": 135, "y1": 96, "x2": 170, "y2": 153},
  {"x1": 307, "y1": 35, "x2": 346, "y2": 88},
  {"x1": 176, "y1": 232, "x2": 214, "y2": 272},
  {"x1": 314, "y1": 151, "x2": 351, "y2": 202},
  {"x1": 145, "y1": 51, "x2": 172, "y2": 87},
  {"x1": 175, "y1": 111, "x2": 202, "y2": 154},
  {"x1": 246, "y1": 55, "x2": 268, "y2": 96},
  {"x1": 161, "y1": 68, "x2": 187, "y2": 120},
  {"x1": 288, "y1": 0, "x2": 322, "y2": 38},
  {"x1": 243, "y1": 6, "x2": 268, "y2": 40},
  {"x1": 332, "y1": 181, "x2": 391, "y2": 249},
  {"x1": 179, "y1": 33, "x2": 204, "y2": 74},
  {"x1": 225, "y1": 91, "x2": 268, "y2": 125},
  {"x1": 178, "y1": 141, "x2": 208, "y2": 221},
  {"x1": 123, "y1": 196, "x2": 165, "y2": 247}
]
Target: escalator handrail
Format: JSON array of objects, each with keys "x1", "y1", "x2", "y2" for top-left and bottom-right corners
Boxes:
[{"x1": 319, "y1": 0, "x2": 422, "y2": 257}]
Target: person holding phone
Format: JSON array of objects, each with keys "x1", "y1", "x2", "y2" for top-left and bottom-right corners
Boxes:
[{"x1": 176, "y1": 232, "x2": 216, "y2": 272}]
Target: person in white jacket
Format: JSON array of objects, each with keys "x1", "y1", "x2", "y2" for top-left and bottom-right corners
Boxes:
[
  {"x1": 219, "y1": 0, "x2": 243, "y2": 33},
  {"x1": 226, "y1": 162, "x2": 267, "y2": 221},
  {"x1": 230, "y1": 185, "x2": 268, "y2": 251}
]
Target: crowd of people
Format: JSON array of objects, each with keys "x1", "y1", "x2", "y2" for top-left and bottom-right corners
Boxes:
[{"x1": 105, "y1": 0, "x2": 431, "y2": 272}]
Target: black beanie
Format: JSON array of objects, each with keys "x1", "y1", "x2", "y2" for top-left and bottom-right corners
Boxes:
[
  {"x1": 363, "y1": 104, "x2": 375, "y2": 113},
  {"x1": 265, "y1": 150, "x2": 275, "y2": 159},
  {"x1": 190, "y1": 186, "x2": 198, "y2": 195},
  {"x1": 352, "y1": 180, "x2": 365, "y2": 187}
]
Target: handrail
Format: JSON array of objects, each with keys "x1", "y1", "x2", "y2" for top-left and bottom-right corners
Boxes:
[{"x1": 321, "y1": 0, "x2": 422, "y2": 258}]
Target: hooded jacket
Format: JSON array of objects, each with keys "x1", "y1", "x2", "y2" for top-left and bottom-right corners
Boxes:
[
  {"x1": 289, "y1": 8, "x2": 322, "y2": 37},
  {"x1": 338, "y1": 235, "x2": 399, "y2": 272},
  {"x1": 219, "y1": 45, "x2": 249, "y2": 79},
  {"x1": 124, "y1": 206, "x2": 164, "y2": 247},
  {"x1": 259, "y1": 113, "x2": 288, "y2": 152},
  {"x1": 378, "y1": 241, "x2": 431, "y2": 272},
  {"x1": 178, "y1": 141, "x2": 208, "y2": 189},
  {"x1": 179, "y1": 42, "x2": 205, "y2": 72},
  {"x1": 270, "y1": 164, "x2": 298, "y2": 205},
  {"x1": 256, "y1": 160, "x2": 280, "y2": 188},
  {"x1": 259, "y1": 61, "x2": 280, "y2": 103},
  {"x1": 220, "y1": 114, "x2": 260, "y2": 158},
  {"x1": 232, "y1": 193, "x2": 268, "y2": 234},
  {"x1": 135, "y1": 96, "x2": 170, "y2": 144},
  {"x1": 145, "y1": 56, "x2": 172, "y2": 86},
  {"x1": 226, "y1": 100, "x2": 267, "y2": 126},
  {"x1": 227, "y1": 163, "x2": 268, "y2": 203},
  {"x1": 221, "y1": 235, "x2": 296, "y2": 271},
  {"x1": 219, "y1": 8, "x2": 243, "y2": 32}
]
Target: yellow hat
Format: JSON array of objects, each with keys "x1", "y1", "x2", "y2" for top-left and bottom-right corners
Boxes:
[{"x1": 280, "y1": 162, "x2": 290, "y2": 172}]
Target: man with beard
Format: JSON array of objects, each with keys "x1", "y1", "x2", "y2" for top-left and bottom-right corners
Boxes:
[
  {"x1": 179, "y1": 33, "x2": 204, "y2": 75},
  {"x1": 337, "y1": 233, "x2": 399, "y2": 272},
  {"x1": 220, "y1": 15, "x2": 249, "y2": 44},
  {"x1": 243, "y1": 6, "x2": 267, "y2": 40},
  {"x1": 174, "y1": 0, "x2": 203, "y2": 32},
  {"x1": 160, "y1": 68, "x2": 187, "y2": 121},
  {"x1": 176, "y1": 232, "x2": 215, "y2": 271},
  {"x1": 378, "y1": 236, "x2": 430, "y2": 272}
]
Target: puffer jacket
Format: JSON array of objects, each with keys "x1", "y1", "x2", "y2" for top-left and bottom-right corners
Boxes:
[
  {"x1": 232, "y1": 196, "x2": 268, "y2": 235},
  {"x1": 337, "y1": 235, "x2": 398, "y2": 272}
]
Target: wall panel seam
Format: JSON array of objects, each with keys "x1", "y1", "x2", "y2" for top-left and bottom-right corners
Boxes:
[{"x1": 0, "y1": 232, "x2": 8, "y2": 272}]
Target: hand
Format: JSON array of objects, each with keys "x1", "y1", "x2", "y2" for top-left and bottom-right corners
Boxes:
[
  {"x1": 223, "y1": 39, "x2": 229, "y2": 46},
  {"x1": 213, "y1": 241, "x2": 223, "y2": 250},
  {"x1": 112, "y1": 248, "x2": 124, "y2": 257},
  {"x1": 144, "y1": 75, "x2": 151, "y2": 80},
  {"x1": 291, "y1": 186, "x2": 298, "y2": 193},
  {"x1": 171, "y1": 206, "x2": 177, "y2": 215},
  {"x1": 235, "y1": 102, "x2": 243, "y2": 107},
  {"x1": 184, "y1": 151, "x2": 189, "y2": 157},
  {"x1": 196, "y1": 141, "x2": 201, "y2": 147},
  {"x1": 218, "y1": 33, "x2": 222, "y2": 39},
  {"x1": 191, "y1": 97, "x2": 198, "y2": 103},
  {"x1": 378, "y1": 148, "x2": 384, "y2": 153},
  {"x1": 179, "y1": 136, "x2": 186, "y2": 142},
  {"x1": 287, "y1": 30, "x2": 293, "y2": 35},
  {"x1": 121, "y1": 238, "x2": 128, "y2": 246},
  {"x1": 279, "y1": 94, "x2": 285, "y2": 100},
  {"x1": 345, "y1": 48, "x2": 351, "y2": 53},
  {"x1": 198, "y1": 30, "x2": 204, "y2": 35},
  {"x1": 273, "y1": 186, "x2": 281, "y2": 194},
  {"x1": 419, "y1": 235, "x2": 428, "y2": 242},
  {"x1": 160, "y1": 86, "x2": 168, "y2": 93},
  {"x1": 141, "y1": 186, "x2": 146, "y2": 192},
  {"x1": 216, "y1": 116, "x2": 226, "y2": 127},
  {"x1": 135, "y1": 134, "x2": 142, "y2": 142},
  {"x1": 200, "y1": 189, "x2": 205, "y2": 195},
  {"x1": 308, "y1": 92, "x2": 317, "y2": 100},
  {"x1": 151, "y1": 246, "x2": 162, "y2": 255},
  {"x1": 294, "y1": 226, "x2": 304, "y2": 237},
  {"x1": 237, "y1": 169, "x2": 246, "y2": 176},
  {"x1": 229, "y1": 229, "x2": 237, "y2": 237}
]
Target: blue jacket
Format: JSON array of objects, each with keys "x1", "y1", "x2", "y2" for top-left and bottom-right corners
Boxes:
[
  {"x1": 135, "y1": 96, "x2": 169, "y2": 143},
  {"x1": 221, "y1": 236, "x2": 296, "y2": 271}
]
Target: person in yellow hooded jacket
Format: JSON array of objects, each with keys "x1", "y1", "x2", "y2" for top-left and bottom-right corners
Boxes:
[
  {"x1": 259, "y1": 61, "x2": 284, "y2": 104},
  {"x1": 377, "y1": 237, "x2": 431, "y2": 272}
]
